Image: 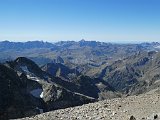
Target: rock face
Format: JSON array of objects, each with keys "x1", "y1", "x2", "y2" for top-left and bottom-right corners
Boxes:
[
  {"x1": 41, "y1": 63, "x2": 80, "y2": 80},
  {"x1": 0, "y1": 57, "x2": 98, "y2": 119},
  {"x1": 40, "y1": 81, "x2": 95, "y2": 111},
  {"x1": 17, "y1": 92, "x2": 160, "y2": 120},
  {"x1": 0, "y1": 64, "x2": 45, "y2": 120},
  {"x1": 42, "y1": 63, "x2": 118, "y2": 100}
]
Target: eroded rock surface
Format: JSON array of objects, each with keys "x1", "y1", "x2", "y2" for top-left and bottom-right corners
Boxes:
[{"x1": 17, "y1": 92, "x2": 160, "y2": 120}]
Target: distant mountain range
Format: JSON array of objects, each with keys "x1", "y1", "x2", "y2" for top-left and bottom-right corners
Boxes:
[
  {"x1": 0, "y1": 40, "x2": 54, "y2": 50},
  {"x1": 0, "y1": 40, "x2": 160, "y2": 65}
]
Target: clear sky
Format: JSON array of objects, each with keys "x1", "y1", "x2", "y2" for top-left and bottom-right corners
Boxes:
[{"x1": 0, "y1": 0, "x2": 160, "y2": 43}]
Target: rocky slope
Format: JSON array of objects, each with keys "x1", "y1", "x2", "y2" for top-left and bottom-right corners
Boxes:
[
  {"x1": 0, "y1": 64, "x2": 45, "y2": 120},
  {"x1": 3, "y1": 52, "x2": 160, "y2": 119},
  {"x1": 41, "y1": 62, "x2": 80, "y2": 81},
  {"x1": 99, "y1": 51, "x2": 160, "y2": 95},
  {"x1": 1, "y1": 57, "x2": 120, "y2": 119},
  {"x1": 17, "y1": 91, "x2": 160, "y2": 120},
  {"x1": 42, "y1": 63, "x2": 118, "y2": 100},
  {"x1": 0, "y1": 57, "x2": 97, "y2": 119}
]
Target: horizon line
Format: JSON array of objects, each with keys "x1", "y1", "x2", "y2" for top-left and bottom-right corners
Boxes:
[{"x1": 0, "y1": 39, "x2": 159, "y2": 44}]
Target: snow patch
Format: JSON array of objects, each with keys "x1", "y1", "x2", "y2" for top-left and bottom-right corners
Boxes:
[
  {"x1": 40, "y1": 92, "x2": 44, "y2": 98},
  {"x1": 151, "y1": 56, "x2": 154, "y2": 60},
  {"x1": 30, "y1": 88, "x2": 43, "y2": 98},
  {"x1": 96, "y1": 82, "x2": 103, "y2": 86},
  {"x1": 27, "y1": 75, "x2": 40, "y2": 82}
]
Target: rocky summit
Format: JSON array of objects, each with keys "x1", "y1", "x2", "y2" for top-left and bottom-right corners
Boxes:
[{"x1": 17, "y1": 91, "x2": 160, "y2": 120}]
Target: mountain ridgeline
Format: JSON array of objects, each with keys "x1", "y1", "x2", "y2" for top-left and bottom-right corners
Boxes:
[
  {"x1": 0, "y1": 57, "x2": 116, "y2": 119},
  {"x1": 1, "y1": 40, "x2": 160, "y2": 119},
  {"x1": 0, "y1": 40, "x2": 160, "y2": 65}
]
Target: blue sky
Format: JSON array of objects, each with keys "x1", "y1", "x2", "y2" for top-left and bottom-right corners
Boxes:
[{"x1": 0, "y1": 0, "x2": 160, "y2": 43}]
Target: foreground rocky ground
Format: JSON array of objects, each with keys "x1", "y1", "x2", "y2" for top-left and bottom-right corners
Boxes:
[{"x1": 17, "y1": 90, "x2": 160, "y2": 120}]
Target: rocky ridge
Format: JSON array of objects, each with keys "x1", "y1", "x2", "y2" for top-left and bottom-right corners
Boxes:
[
  {"x1": 0, "y1": 57, "x2": 97, "y2": 119},
  {"x1": 17, "y1": 91, "x2": 160, "y2": 120}
]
